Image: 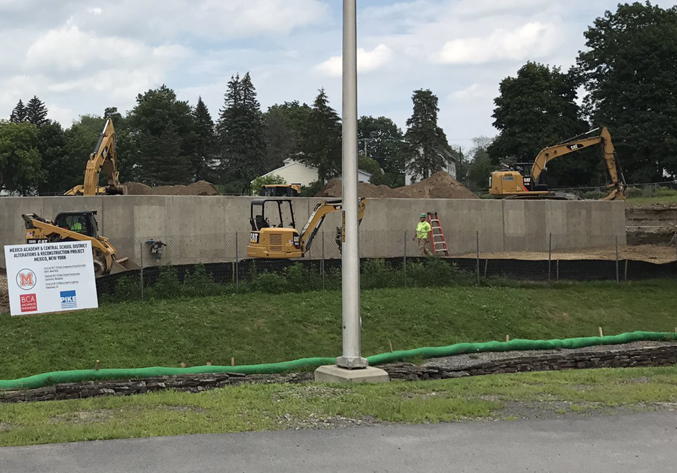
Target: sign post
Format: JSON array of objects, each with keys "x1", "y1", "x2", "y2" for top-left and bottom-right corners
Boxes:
[{"x1": 4, "y1": 241, "x2": 98, "y2": 316}]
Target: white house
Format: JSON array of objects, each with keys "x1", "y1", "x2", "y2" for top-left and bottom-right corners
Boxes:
[
  {"x1": 255, "y1": 158, "x2": 372, "y2": 188},
  {"x1": 404, "y1": 147, "x2": 458, "y2": 185}
]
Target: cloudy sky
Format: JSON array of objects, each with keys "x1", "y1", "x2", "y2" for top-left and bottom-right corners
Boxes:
[{"x1": 1, "y1": 0, "x2": 676, "y2": 150}]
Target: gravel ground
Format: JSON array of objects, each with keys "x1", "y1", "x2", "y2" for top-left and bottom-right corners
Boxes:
[{"x1": 423, "y1": 340, "x2": 677, "y2": 371}]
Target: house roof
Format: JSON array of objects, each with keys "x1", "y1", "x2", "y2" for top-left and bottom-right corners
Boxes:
[{"x1": 255, "y1": 159, "x2": 373, "y2": 182}]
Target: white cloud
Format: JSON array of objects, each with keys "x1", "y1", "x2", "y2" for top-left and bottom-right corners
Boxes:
[
  {"x1": 449, "y1": 83, "x2": 495, "y2": 101},
  {"x1": 432, "y1": 22, "x2": 562, "y2": 65},
  {"x1": 316, "y1": 44, "x2": 395, "y2": 77}
]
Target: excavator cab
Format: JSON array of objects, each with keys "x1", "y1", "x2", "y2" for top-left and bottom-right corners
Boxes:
[{"x1": 248, "y1": 199, "x2": 303, "y2": 259}]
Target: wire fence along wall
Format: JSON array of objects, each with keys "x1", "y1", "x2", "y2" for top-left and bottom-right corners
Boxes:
[
  {"x1": 96, "y1": 230, "x2": 677, "y2": 300},
  {"x1": 552, "y1": 180, "x2": 677, "y2": 199}
]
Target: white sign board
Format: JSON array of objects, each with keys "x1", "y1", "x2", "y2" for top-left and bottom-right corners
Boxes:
[{"x1": 4, "y1": 241, "x2": 99, "y2": 316}]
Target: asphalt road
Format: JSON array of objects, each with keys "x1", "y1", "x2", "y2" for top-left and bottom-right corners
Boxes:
[{"x1": 2, "y1": 413, "x2": 676, "y2": 472}]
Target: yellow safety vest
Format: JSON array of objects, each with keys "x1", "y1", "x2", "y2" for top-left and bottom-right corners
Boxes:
[{"x1": 416, "y1": 221, "x2": 431, "y2": 239}]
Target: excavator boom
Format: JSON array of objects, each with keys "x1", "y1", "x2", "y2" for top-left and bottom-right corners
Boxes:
[
  {"x1": 490, "y1": 127, "x2": 626, "y2": 200},
  {"x1": 299, "y1": 198, "x2": 367, "y2": 253},
  {"x1": 64, "y1": 119, "x2": 125, "y2": 196}
]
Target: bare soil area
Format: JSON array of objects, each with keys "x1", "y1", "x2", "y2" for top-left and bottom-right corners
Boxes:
[
  {"x1": 123, "y1": 180, "x2": 220, "y2": 196},
  {"x1": 317, "y1": 171, "x2": 478, "y2": 199},
  {"x1": 458, "y1": 244, "x2": 676, "y2": 264}
]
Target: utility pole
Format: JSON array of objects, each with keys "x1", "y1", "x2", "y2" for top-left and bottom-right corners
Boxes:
[{"x1": 314, "y1": 0, "x2": 389, "y2": 383}]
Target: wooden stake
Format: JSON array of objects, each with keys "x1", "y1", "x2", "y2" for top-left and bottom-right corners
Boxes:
[
  {"x1": 231, "y1": 357, "x2": 235, "y2": 367},
  {"x1": 95, "y1": 360, "x2": 100, "y2": 371},
  {"x1": 180, "y1": 362, "x2": 186, "y2": 368},
  {"x1": 388, "y1": 340, "x2": 394, "y2": 353},
  {"x1": 206, "y1": 361, "x2": 212, "y2": 366},
  {"x1": 598, "y1": 327, "x2": 604, "y2": 338}
]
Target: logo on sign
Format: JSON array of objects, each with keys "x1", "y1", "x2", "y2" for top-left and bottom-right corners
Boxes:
[
  {"x1": 60, "y1": 290, "x2": 77, "y2": 310},
  {"x1": 20, "y1": 294, "x2": 38, "y2": 312},
  {"x1": 16, "y1": 269, "x2": 37, "y2": 290}
]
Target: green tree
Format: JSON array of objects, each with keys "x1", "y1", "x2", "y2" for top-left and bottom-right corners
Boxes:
[
  {"x1": 486, "y1": 62, "x2": 592, "y2": 187},
  {"x1": 9, "y1": 100, "x2": 27, "y2": 123},
  {"x1": 128, "y1": 85, "x2": 197, "y2": 185},
  {"x1": 358, "y1": 116, "x2": 404, "y2": 187},
  {"x1": 192, "y1": 97, "x2": 216, "y2": 181},
  {"x1": 577, "y1": 1, "x2": 677, "y2": 182},
  {"x1": 264, "y1": 101, "x2": 313, "y2": 174},
  {"x1": 216, "y1": 73, "x2": 267, "y2": 190},
  {"x1": 298, "y1": 89, "x2": 342, "y2": 183},
  {"x1": 402, "y1": 89, "x2": 452, "y2": 182},
  {"x1": 25, "y1": 96, "x2": 49, "y2": 127},
  {"x1": 0, "y1": 121, "x2": 43, "y2": 193},
  {"x1": 36, "y1": 121, "x2": 70, "y2": 194},
  {"x1": 467, "y1": 137, "x2": 494, "y2": 192}
]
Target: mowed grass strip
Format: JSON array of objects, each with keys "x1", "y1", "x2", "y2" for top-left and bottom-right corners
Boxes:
[
  {"x1": 0, "y1": 281, "x2": 676, "y2": 379},
  {"x1": 0, "y1": 366, "x2": 676, "y2": 447}
]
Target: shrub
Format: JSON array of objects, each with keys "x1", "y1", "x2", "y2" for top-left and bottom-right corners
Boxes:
[
  {"x1": 110, "y1": 275, "x2": 141, "y2": 301},
  {"x1": 361, "y1": 259, "x2": 400, "y2": 289},
  {"x1": 182, "y1": 264, "x2": 220, "y2": 297},
  {"x1": 407, "y1": 257, "x2": 460, "y2": 287},
  {"x1": 251, "y1": 271, "x2": 289, "y2": 294},
  {"x1": 626, "y1": 187, "x2": 642, "y2": 198},
  {"x1": 148, "y1": 266, "x2": 182, "y2": 299},
  {"x1": 654, "y1": 187, "x2": 677, "y2": 198},
  {"x1": 582, "y1": 190, "x2": 606, "y2": 200}
]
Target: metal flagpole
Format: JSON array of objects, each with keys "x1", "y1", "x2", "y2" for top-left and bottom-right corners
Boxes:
[{"x1": 336, "y1": 0, "x2": 367, "y2": 369}]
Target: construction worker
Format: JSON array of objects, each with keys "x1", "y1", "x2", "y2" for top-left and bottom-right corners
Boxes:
[{"x1": 414, "y1": 213, "x2": 432, "y2": 256}]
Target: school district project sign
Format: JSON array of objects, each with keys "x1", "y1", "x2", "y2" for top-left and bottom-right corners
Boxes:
[{"x1": 4, "y1": 241, "x2": 98, "y2": 316}]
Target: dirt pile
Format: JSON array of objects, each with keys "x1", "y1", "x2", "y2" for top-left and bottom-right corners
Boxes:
[
  {"x1": 316, "y1": 171, "x2": 478, "y2": 199},
  {"x1": 123, "y1": 180, "x2": 220, "y2": 196},
  {"x1": 395, "y1": 171, "x2": 478, "y2": 199}
]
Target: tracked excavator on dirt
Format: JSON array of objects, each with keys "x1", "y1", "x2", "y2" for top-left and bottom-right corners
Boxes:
[
  {"x1": 247, "y1": 198, "x2": 367, "y2": 258},
  {"x1": 23, "y1": 211, "x2": 139, "y2": 276},
  {"x1": 64, "y1": 119, "x2": 126, "y2": 196},
  {"x1": 489, "y1": 127, "x2": 627, "y2": 200}
]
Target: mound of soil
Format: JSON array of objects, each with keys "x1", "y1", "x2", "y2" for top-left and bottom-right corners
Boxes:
[
  {"x1": 395, "y1": 171, "x2": 478, "y2": 199},
  {"x1": 316, "y1": 171, "x2": 478, "y2": 199},
  {"x1": 123, "y1": 180, "x2": 220, "y2": 196}
]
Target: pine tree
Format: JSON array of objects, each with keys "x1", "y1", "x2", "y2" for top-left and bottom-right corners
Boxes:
[
  {"x1": 10, "y1": 100, "x2": 27, "y2": 123},
  {"x1": 402, "y1": 89, "x2": 452, "y2": 182},
  {"x1": 192, "y1": 97, "x2": 216, "y2": 181},
  {"x1": 216, "y1": 73, "x2": 267, "y2": 188},
  {"x1": 298, "y1": 89, "x2": 342, "y2": 183},
  {"x1": 25, "y1": 96, "x2": 49, "y2": 127}
]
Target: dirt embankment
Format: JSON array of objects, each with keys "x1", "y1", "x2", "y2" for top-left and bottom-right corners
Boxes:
[
  {"x1": 626, "y1": 204, "x2": 677, "y2": 246},
  {"x1": 123, "y1": 181, "x2": 220, "y2": 196},
  {"x1": 317, "y1": 171, "x2": 478, "y2": 199},
  {"x1": 462, "y1": 245, "x2": 676, "y2": 264}
]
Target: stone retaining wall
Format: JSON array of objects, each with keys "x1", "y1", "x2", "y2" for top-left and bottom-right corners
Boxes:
[{"x1": 1, "y1": 345, "x2": 674, "y2": 403}]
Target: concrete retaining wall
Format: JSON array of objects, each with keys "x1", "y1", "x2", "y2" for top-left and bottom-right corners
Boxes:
[{"x1": 0, "y1": 196, "x2": 626, "y2": 267}]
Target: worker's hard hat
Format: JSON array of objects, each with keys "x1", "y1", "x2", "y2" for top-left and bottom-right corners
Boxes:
[{"x1": 420, "y1": 213, "x2": 426, "y2": 218}]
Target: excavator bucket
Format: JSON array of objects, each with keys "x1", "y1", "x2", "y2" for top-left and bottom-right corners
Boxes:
[
  {"x1": 601, "y1": 186, "x2": 627, "y2": 201},
  {"x1": 109, "y1": 257, "x2": 141, "y2": 274}
]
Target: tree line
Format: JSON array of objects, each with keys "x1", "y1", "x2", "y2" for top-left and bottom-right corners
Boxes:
[{"x1": 0, "y1": 71, "x2": 455, "y2": 195}]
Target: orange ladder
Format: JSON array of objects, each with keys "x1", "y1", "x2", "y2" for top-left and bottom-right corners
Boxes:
[{"x1": 427, "y1": 211, "x2": 449, "y2": 256}]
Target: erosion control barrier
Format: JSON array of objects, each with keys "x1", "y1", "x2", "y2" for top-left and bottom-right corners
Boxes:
[{"x1": 1, "y1": 331, "x2": 676, "y2": 391}]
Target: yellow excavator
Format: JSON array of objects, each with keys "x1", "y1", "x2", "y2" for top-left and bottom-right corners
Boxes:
[
  {"x1": 23, "y1": 211, "x2": 139, "y2": 276},
  {"x1": 489, "y1": 127, "x2": 627, "y2": 200},
  {"x1": 64, "y1": 119, "x2": 126, "y2": 196},
  {"x1": 247, "y1": 198, "x2": 367, "y2": 258}
]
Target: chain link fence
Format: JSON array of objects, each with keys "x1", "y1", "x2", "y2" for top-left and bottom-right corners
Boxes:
[{"x1": 95, "y1": 230, "x2": 677, "y2": 302}]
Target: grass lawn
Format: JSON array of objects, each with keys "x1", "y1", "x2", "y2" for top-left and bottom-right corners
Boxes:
[
  {"x1": 0, "y1": 281, "x2": 676, "y2": 380},
  {"x1": 0, "y1": 366, "x2": 676, "y2": 447}
]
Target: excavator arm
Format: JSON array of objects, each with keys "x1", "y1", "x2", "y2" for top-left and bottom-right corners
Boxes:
[
  {"x1": 531, "y1": 127, "x2": 626, "y2": 199},
  {"x1": 65, "y1": 119, "x2": 125, "y2": 196},
  {"x1": 299, "y1": 198, "x2": 367, "y2": 253}
]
